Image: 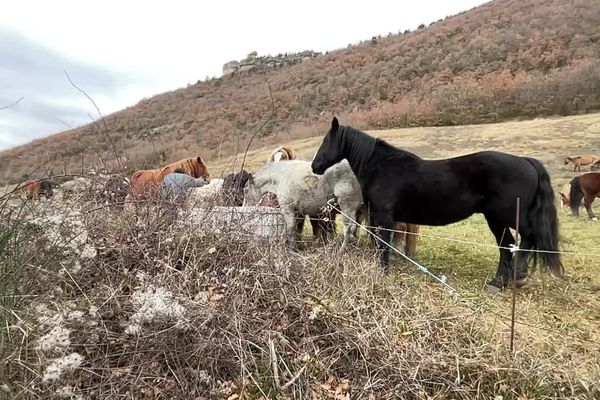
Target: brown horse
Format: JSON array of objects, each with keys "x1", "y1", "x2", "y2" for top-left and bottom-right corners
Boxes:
[
  {"x1": 355, "y1": 207, "x2": 420, "y2": 256},
  {"x1": 570, "y1": 172, "x2": 600, "y2": 220},
  {"x1": 563, "y1": 155, "x2": 599, "y2": 172},
  {"x1": 258, "y1": 192, "x2": 279, "y2": 207},
  {"x1": 130, "y1": 157, "x2": 210, "y2": 197},
  {"x1": 558, "y1": 183, "x2": 571, "y2": 209},
  {"x1": 20, "y1": 179, "x2": 54, "y2": 200},
  {"x1": 267, "y1": 146, "x2": 296, "y2": 163}
]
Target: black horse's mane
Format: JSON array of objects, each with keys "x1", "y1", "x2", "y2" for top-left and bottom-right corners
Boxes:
[
  {"x1": 341, "y1": 126, "x2": 376, "y2": 168},
  {"x1": 341, "y1": 126, "x2": 420, "y2": 169}
]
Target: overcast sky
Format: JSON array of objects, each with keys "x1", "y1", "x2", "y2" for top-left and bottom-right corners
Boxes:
[{"x1": 0, "y1": 0, "x2": 487, "y2": 150}]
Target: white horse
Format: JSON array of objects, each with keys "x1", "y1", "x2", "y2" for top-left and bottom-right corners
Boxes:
[
  {"x1": 186, "y1": 178, "x2": 224, "y2": 208},
  {"x1": 244, "y1": 159, "x2": 362, "y2": 248}
]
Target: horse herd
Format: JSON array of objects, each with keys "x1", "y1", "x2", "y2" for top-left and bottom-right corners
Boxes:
[{"x1": 19, "y1": 118, "x2": 598, "y2": 290}]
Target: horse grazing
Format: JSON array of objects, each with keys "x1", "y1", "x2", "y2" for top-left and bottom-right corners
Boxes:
[
  {"x1": 221, "y1": 170, "x2": 252, "y2": 206},
  {"x1": 267, "y1": 146, "x2": 296, "y2": 163},
  {"x1": 130, "y1": 157, "x2": 210, "y2": 197},
  {"x1": 186, "y1": 178, "x2": 224, "y2": 208},
  {"x1": 20, "y1": 179, "x2": 54, "y2": 200},
  {"x1": 569, "y1": 172, "x2": 600, "y2": 220},
  {"x1": 244, "y1": 159, "x2": 363, "y2": 247},
  {"x1": 161, "y1": 172, "x2": 207, "y2": 205},
  {"x1": 245, "y1": 159, "x2": 419, "y2": 254},
  {"x1": 563, "y1": 155, "x2": 599, "y2": 172},
  {"x1": 312, "y1": 117, "x2": 563, "y2": 289},
  {"x1": 258, "y1": 192, "x2": 280, "y2": 207},
  {"x1": 559, "y1": 183, "x2": 571, "y2": 209}
]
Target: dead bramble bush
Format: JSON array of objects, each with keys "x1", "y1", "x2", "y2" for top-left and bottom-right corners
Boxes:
[{"x1": 1, "y1": 196, "x2": 599, "y2": 399}]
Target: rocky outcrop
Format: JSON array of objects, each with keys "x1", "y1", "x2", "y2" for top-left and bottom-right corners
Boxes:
[{"x1": 222, "y1": 50, "x2": 321, "y2": 76}]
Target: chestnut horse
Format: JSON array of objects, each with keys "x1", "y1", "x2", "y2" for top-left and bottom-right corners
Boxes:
[
  {"x1": 563, "y1": 155, "x2": 599, "y2": 172},
  {"x1": 355, "y1": 208, "x2": 420, "y2": 257},
  {"x1": 558, "y1": 183, "x2": 571, "y2": 209},
  {"x1": 569, "y1": 172, "x2": 600, "y2": 220},
  {"x1": 20, "y1": 179, "x2": 54, "y2": 200},
  {"x1": 131, "y1": 157, "x2": 210, "y2": 197}
]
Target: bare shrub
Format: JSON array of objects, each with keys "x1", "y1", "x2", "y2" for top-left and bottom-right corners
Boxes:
[{"x1": 2, "y1": 194, "x2": 599, "y2": 399}]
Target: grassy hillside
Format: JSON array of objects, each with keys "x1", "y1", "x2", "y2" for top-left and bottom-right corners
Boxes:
[
  {"x1": 2, "y1": 0, "x2": 600, "y2": 184},
  {"x1": 211, "y1": 112, "x2": 600, "y2": 193}
]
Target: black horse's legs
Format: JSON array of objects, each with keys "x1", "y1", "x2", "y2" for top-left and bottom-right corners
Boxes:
[
  {"x1": 371, "y1": 211, "x2": 394, "y2": 273},
  {"x1": 583, "y1": 195, "x2": 596, "y2": 220},
  {"x1": 513, "y1": 235, "x2": 530, "y2": 287},
  {"x1": 484, "y1": 216, "x2": 515, "y2": 289}
]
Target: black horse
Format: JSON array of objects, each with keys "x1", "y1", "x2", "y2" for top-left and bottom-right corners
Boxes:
[
  {"x1": 311, "y1": 117, "x2": 563, "y2": 289},
  {"x1": 222, "y1": 170, "x2": 253, "y2": 206}
]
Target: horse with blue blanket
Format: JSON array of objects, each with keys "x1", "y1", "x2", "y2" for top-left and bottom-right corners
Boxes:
[{"x1": 162, "y1": 169, "x2": 207, "y2": 204}]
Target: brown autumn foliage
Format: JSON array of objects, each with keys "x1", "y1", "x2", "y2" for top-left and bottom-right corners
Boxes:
[{"x1": 1, "y1": 0, "x2": 600, "y2": 184}]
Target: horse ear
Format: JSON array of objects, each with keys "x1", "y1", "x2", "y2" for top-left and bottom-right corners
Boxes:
[{"x1": 331, "y1": 117, "x2": 339, "y2": 132}]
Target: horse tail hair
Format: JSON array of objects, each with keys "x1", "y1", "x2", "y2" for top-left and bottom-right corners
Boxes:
[
  {"x1": 525, "y1": 158, "x2": 563, "y2": 276},
  {"x1": 569, "y1": 176, "x2": 583, "y2": 216}
]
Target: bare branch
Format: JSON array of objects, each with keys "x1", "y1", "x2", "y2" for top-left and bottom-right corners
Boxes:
[
  {"x1": 240, "y1": 82, "x2": 276, "y2": 172},
  {"x1": 64, "y1": 71, "x2": 107, "y2": 132},
  {"x1": 0, "y1": 96, "x2": 24, "y2": 110},
  {"x1": 64, "y1": 70, "x2": 123, "y2": 170}
]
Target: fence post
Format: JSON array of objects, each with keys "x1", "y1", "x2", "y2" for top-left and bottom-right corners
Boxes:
[{"x1": 510, "y1": 197, "x2": 520, "y2": 354}]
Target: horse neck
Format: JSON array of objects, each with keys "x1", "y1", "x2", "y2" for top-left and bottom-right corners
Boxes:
[
  {"x1": 342, "y1": 129, "x2": 418, "y2": 177},
  {"x1": 340, "y1": 128, "x2": 376, "y2": 178}
]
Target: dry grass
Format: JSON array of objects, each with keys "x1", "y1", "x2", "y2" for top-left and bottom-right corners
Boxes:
[
  {"x1": 1, "y1": 184, "x2": 599, "y2": 399},
  {"x1": 2, "y1": 113, "x2": 600, "y2": 399}
]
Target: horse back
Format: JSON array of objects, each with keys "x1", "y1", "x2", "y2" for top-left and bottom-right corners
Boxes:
[
  {"x1": 579, "y1": 172, "x2": 600, "y2": 196},
  {"x1": 130, "y1": 169, "x2": 160, "y2": 196},
  {"x1": 365, "y1": 149, "x2": 540, "y2": 225}
]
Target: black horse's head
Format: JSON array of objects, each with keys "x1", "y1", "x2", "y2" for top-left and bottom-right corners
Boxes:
[
  {"x1": 40, "y1": 180, "x2": 54, "y2": 198},
  {"x1": 223, "y1": 170, "x2": 253, "y2": 206},
  {"x1": 312, "y1": 117, "x2": 344, "y2": 175}
]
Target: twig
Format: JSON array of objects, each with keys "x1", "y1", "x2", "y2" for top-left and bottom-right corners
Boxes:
[
  {"x1": 64, "y1": 71, "x2": 108, "y2": 132},
  {"x1": 0, "y1": 96, "x2": 24, "y2": 110},
  {"x1": 269, "y1": 338, "x2": 281, "y2": 390},
  {"x1": 269, "y1": 337, "x2": 306, "y2": 392},
  {"x1": 240, "y1": 82, "x2": 276, "y2": 172},
  {"x1": 64, "y1": 70, "x2": 123, "y2": 170}
]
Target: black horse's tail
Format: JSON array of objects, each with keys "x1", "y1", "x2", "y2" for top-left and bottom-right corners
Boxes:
[
  {"x1": 525, "y1": 158, "x2": 564, "y2": 276},
  {"x1": 569, "y1": 176, "x2": 583, "y2": 216}
]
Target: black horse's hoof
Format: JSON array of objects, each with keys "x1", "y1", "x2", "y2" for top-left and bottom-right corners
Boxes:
[
  {"x1": 486, "y1": 274, "x2": 528, "y2": 292},
  {"x1": 486, "y1": 276, "x2": 505, "y2": 292},
  {"x1": 515, "y1": 275, "x2": 528, "y2": 288}
]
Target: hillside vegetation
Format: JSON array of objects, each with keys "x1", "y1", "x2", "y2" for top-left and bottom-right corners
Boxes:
[{"x1": 2, "y1": 0, "x2": 600, "y2": 183}]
